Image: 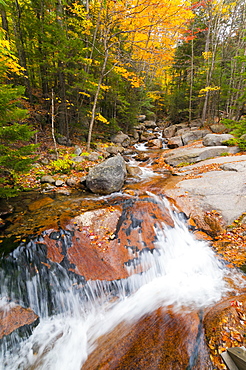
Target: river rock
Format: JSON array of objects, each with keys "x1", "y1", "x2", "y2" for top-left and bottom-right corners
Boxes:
[
  {"x1": 111, "y1": 131, "x2": 131, "y2": 147},
  {"x1": 126, "y1": 165, "x2": 142, "y2": 177},
  {"x1": 135, "y1": 152, "x2": 149, "y2": 161},
  {"x1": 147, "y1": 138, "x2": 163, "y2": 149},
  {"x1": 0, "y1": 302, "x2": 39, "y2": 339},
  {"x1": 86, "y1": 154, "x2": 127, "y2": 194},
  {"x1": 220, "y1": 162, "x2": 246, "y2": 172},
  {"x1": 106, "y1": 145, "x2": 124, "y2": 155},
  {"x1": 83, "y1": 308, "x2": 212, "y2": 370},
  {"x1": 40, "y1": 175, "x2": 56, "y2": 184},
  {"x1": 167, "y1": 136, "x2": 183, "y2": 148},
  {"x1": 190, "y1": 118, "x2": 203, "y2": 128},
  {"x1": 163, "y1": 125, "x2": 177, "y2": 138},
  {"x1": 164, "y1": 146, "x2": 239, "y2": 167},
  {"x1": 66, "y1": 177, "x2": 78, "y2": 187},
  {"x1": 182, "y1": 129, "x2": 210, "y2": 145},
  {"x1": 137, "y1": 114, "x2": 146, "y2": 122},
  {"x1": 202, "y1": 133, "x2": 234, "y2": 146},
  {"x1": 144, "y1": 120, "x2": 157, "y2": 129},
  {"x1": 210, "y1": 124, "x2": 227, "y2": 133},
  {"x1": 55, "y1": 179, "x2": 64, "y2": 187},
  {"x1": 164, "y1": 155, "x2": 246, "y2": 225}
]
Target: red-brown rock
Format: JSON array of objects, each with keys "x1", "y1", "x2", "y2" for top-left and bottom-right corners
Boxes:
[
  {"x1": 82, "y1": 308, "x2": 212, "y2": 370},
  {"x1": 0, "y1": 304, "x2": 39, "y2": 339}
]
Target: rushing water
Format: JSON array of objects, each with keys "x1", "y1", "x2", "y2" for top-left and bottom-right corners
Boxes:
[{"x1": 0, "y1": 191, "x2": 244, "y2": 370}]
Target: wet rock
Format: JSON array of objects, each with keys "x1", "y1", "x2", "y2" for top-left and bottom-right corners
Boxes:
[
  {"x1": 203, "y1": 133, "x2": 234, "y2": 146},
  {"x1": 0, "y1": 302, "x2": 39, "y2": 339},
  {"x1": 41, "y1": 183, "x2": 55, "y2": 192},
  {"x1": 111, "y1": 131, "x2": 131, "y2": 147},
  {"x1": 40, "y1": 175, "x2": 55, "y2": 184},
  {"x1": 132, "y1": 129, "x2": 139, "y2": 141},
  {"x1": 86, "y1": 154, "x2": 127, "y2": 195},
  {"x1": 55, "y1": 179, "x2": 64, "y2": 187},
  {"x1": 182, "y1": 129, "x2": 210, "y2": 145},
  {"x1": 147, "y1": 138, "x2": 163, "y2": 149},
  {"x1": 135, "y1": 153, "x2": 149, "y2": 162},
  {"x1": 28, "y1": 197, "x2": 54, "y2": 211},
  {"x1": 41, "y1": 195, "x2": 174, "y2": 280},
  {"x1": 83, "y1": 308, "x2": 212, "y2": 370},
  {"x1": 126, "y1": 165, "x2": 142, "y2": 177}
]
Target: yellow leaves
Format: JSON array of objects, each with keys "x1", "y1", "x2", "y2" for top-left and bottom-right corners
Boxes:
[
  {"x1": 100, "y1": 84, "x2": 111, "y2": 92},
  {"x1": 78, "y1": 91, "x2": 90, "y2": 97},
  {"x1": 95, "y1": 113, "x2": 110, "y2": 124},
  {"x1": 0, "y1": 28, "x2": 24, "y2": 79},
  {"x1": 199, "y1": 86, "x2": 220, "y2": 96},
  {"x1": 114, "y1": 65, "x2": 144, "y2": 88},
  {"x1": 202, "y1": 51, "x2": 213, "y2": 60}
]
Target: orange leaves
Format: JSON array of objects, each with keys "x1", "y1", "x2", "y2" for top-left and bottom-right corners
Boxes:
[
  {"x1": 207, "y1": 301, "x2": 246, "y2": 370},
  {"x1": 213, "y1": 222, "x2": 246, "y2": 267}
]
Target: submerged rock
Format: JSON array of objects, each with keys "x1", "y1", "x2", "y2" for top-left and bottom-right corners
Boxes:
[{"x1": 86, "y1": 154, "x2": 127, "y2": 194}]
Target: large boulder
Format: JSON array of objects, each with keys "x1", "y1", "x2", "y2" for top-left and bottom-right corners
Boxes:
[
  {"x1": 164, "y1": 145, "x2": 239, "y2": 167},
  {"x1": 163, "y1": 125, "x2": 177, "y2": 138},
  {"x1": 202, "y1": 133, "x2": 234, "y2": 146},
  {"x1": 167, "y1": 136, "x2": 183, "y2": 148},
  {"x1": 86, "y1": 154, "x2": 127, "y2": 194},
  {"x1": 182, "y1": 129, "x2": 210, "y2": 145},
  {"x1": 147, "y1": 138, "x2": 163, "y2": 149},
  {"x1": 111, "y1": 131, "x2": 131, "y2": 148}
]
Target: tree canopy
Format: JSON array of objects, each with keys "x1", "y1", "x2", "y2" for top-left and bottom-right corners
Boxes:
[{"x1": 0, "y1": 0, "x2": 246, "y2": 195}]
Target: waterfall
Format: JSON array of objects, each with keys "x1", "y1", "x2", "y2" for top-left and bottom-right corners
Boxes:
[{"x1": 0, "y1": 194, "x2": 243, "y2": 370}]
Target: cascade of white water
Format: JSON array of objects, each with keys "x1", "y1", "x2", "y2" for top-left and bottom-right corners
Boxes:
[{"x1": 0, "y1": 194, "x2": 244, "y2": 370}]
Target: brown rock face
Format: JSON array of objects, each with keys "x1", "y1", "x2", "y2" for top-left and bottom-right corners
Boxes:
[
  {"x1": 0, "y1": 304, "x2": 39, "y2": 339},
  {"x1": 42, "y1": 195, "x2": 174, "y2": 281},
  {"x1": 83, "y1": 308, "x2": 212, "y2": 370}
]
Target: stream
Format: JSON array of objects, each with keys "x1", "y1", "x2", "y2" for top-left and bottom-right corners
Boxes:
[{"x1": 0, "y1": 138, "x2": 246, "y2": 369}]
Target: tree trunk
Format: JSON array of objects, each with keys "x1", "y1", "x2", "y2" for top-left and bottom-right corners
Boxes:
[{"x1": 87, "y1": 49, "x2": 109, "y2": 151}]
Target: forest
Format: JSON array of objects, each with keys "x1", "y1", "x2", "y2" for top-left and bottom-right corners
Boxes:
[{"x1": 0, "y1": 0, "x2": 246, "y2": 197}]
